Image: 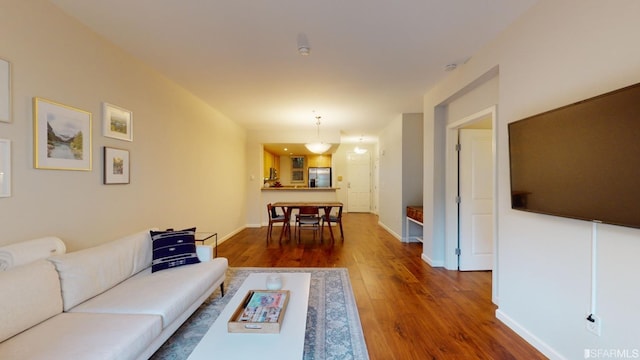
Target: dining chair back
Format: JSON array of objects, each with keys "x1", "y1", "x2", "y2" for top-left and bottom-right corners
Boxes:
[
  {"x1": 295, "y1": 206, "x2": 320, "y2": 241},
  {"x1": 321, "y1": 205, "x2": 344, "y2": 240},
  {"x1": 266, "y1": 203, "x2": 287, "y2": 243}
]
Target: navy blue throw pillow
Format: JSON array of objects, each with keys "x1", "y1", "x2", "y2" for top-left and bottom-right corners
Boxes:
[{"x1": 150, "y1": 227, "x2": 200, "y2": 273}]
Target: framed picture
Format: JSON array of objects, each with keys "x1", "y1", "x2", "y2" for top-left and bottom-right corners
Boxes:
[
  {"x1": 0, "y1": 139, "x2": 10, "y2": 197},
  {"x1": 103, "y1": 102, "x2": 133, "y2": 141},
  {"x1": 103, "y1": 147, "x2": 130, "y2": 184},
  {"x1": 0, "y1": 58, "x2": 10, "y2": 123},
  {"x1": 33, "y1": 97, "x2": 92, "y2": 171}
]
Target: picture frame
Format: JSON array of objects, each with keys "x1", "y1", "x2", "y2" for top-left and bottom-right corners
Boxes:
[
  {"x1": 103, "y1": 147, "x2": 130, "y2": 184},
  {"x1": 0, "y1": 58, "x2": 10, "y2": 123},
  {"x1": 102, "y1": 102, "x2": 133, "y2": 141},
  {"x1": 0, "y1": 139, "x2": 10, "y2": 197},
  {"x1": 33, "y1": 97, "x2": 92, "y2": 171}
]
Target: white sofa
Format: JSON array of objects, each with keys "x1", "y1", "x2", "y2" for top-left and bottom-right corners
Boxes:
[{"x1": 0, "y1": 229, "x2": 228, "y2": 360}]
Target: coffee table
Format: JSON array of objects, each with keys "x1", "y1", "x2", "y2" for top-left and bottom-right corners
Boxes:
[{"x1": 187, "y1": 272, "x2": 311, "y2": 360}]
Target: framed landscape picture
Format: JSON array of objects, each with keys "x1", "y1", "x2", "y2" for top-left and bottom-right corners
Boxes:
[
  {"x1": 103, "y1": 147, "x2": 130, "y2": 184},
  {"x1": 103, "y1": 102, "x2": 133, "y2": 141},
  {"x1": 33, "y1": 97, "x2": 92, "y2": 171}
]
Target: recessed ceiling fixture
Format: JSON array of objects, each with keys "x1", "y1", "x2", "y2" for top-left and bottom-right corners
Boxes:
[
  {"x1": 305, "y1": 115, "x2": 331, "y2": 154},
  {"x1": 444, "y1": 63, "x2": 457, "y2": 72}
]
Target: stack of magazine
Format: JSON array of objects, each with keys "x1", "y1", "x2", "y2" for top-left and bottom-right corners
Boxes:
[
  {"x1": 229, "y1": 289, "x2": 290, "y2": 333},
  {"x1": 237, "y1": 291, "x2": 288, "y2": 323}
]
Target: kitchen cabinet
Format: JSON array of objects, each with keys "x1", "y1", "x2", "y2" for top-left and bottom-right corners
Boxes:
[
  {"x1": 307, "y1": 154, "x2": 331, "y2": 168},
  {"x1": 263, "y1": 150, "x2": 280, "y2": 179}
]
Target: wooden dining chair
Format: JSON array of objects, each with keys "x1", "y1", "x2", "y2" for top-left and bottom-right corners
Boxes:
[
  {"x1": 295, "y1": 206, "x2": 320, "y2": 242},
  {"x1": 266, "y1": 203, "x2": 287, "y2": 243},
  {"x1": 321, "y1": 206, "x2": 344, "y2": 240}
]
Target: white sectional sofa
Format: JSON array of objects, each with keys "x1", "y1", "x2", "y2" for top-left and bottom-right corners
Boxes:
[{"x1": 0, "y1": 229, "x2": 228, "y2": 360}]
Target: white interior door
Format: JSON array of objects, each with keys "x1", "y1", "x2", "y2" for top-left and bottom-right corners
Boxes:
[
  {"x1": 347, "y1": 152, "x2": 371, "y2": 212},
  {"x1": 458, "y1": 129, "x2": 493, "y2": 270}
]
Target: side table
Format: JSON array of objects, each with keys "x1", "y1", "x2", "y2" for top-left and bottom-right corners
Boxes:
[{"x1": 195, "y1": 232, "x2": 218, "y2": 258}]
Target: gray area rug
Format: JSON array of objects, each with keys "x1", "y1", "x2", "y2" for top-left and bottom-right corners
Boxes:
[{"x1": 151, "y1": 267, "x2": 369, "y2": 360}]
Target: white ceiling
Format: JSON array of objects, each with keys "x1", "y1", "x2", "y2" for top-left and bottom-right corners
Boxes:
[{"x1": 49, "y1": 0, "x2": 537, "y2": 144}]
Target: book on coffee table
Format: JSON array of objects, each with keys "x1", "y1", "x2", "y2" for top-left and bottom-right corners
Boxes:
[{"x1": 228, "y1": 290, "x2": 290, "y2": 333}]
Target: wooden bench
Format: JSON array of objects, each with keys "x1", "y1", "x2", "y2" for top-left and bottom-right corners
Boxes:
[{"x1": 406, "y1": 206, "x2": 423, "y2": 243}]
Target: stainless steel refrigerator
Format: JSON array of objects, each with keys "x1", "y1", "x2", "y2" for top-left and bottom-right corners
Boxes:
[{"x1": 308, "y1": 167, "x2": 331, "y2": 188}]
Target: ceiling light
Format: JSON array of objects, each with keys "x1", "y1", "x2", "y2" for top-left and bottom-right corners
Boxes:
[
  {"x1": 444, "y1": 63, "x2": 457, "y2": 72},
  {"x1": 305, "y1": 115, "x2": 331, "y2": 154},
  {"x1": 298, "y1": 46, "x2": 310, "y2": 56},
  {"x1": 306, "y1": 142, "x2": 331, "y2": 154},
  {"x1": 297, "y1": 33, "x2": 311, "y2": 56},
  {"x1": 354, "y1": 136, "x2": 368, "y2": 154}
]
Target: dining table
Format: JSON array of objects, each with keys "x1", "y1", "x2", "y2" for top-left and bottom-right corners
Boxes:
[{"x1": 271, "y1": 201, "x2": 343, "y2": 243}]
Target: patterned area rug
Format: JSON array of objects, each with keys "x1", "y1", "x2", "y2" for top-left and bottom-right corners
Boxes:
[{"x1": 151, "y1": 267, "x2": 369, "y2": 360}]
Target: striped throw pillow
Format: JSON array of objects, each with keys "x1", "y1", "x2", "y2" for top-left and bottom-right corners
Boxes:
[{"x1": 150, "y1": 228, "x2": 200, "y2": 273}]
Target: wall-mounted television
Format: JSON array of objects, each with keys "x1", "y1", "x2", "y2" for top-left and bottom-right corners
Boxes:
[{"x1": 508, "y1": 82, "x2": 640, "y2": 229}]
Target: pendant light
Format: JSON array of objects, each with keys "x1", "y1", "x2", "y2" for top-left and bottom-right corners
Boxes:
[
  {"x1": 354, "y1": 136, "x2": 368, "y2": 154},
  {"x1": 305, "y1": 115, "x2": 331, "y2": 154}
]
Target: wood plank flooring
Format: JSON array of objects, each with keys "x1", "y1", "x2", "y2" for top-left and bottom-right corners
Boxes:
[{"x1": 216, "y1": 213, "x2": 547, "y2": 360}]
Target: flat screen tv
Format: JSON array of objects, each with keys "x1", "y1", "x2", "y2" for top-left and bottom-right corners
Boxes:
[{"x1": 508, "y1": 82, "x2": 640, "y2": 229}]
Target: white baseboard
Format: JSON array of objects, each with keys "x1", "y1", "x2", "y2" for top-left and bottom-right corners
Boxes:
[
  {"x1": 495, "y1": 309, "x2": 566, "y2": 360},
  {"x1": 403, "y1": 236, "x2": 423, "y2": 243},
  {"x1": 421, "y1": 253, "x2": 444, "y2": 267},
  {"x1": 377, "y1": 221, "x2": 401, "y2": 241},
  {"x1": 217, "y1": 226, "x2": 246, "y2": 246}
]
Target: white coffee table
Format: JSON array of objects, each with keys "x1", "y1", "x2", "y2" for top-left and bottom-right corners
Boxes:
[{"x1": 187, "y1": 272, "x2": 311, "y2": 360}]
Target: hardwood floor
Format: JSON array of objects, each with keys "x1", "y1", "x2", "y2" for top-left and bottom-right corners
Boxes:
[{"x1": 216, "y1": 213, "x2": 546, "y2": 360}]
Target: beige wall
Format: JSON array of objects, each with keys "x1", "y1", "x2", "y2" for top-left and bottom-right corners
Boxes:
[
  {"x1": 378, "y1": 113, "x2": 423, "y2": 241},
  {"x1": 378, "y1": 114, "x2": 403, "y2": 238},
  {"x1": 0, "y1": 0, "x2": 246, "y2": 250},
  {"x1": 423, "y1": 0, "x2": 640, "y2": 357}
]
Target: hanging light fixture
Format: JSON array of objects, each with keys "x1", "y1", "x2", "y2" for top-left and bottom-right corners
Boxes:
[
  {"x1": 354, "y1": 136, "x2": 368, "y2": 154},
  {"x1": 305, "y1": 115, "x2": 331, "y2": 154},
  {"x1": 354, "y1": 146, "x2": 367, "y2": 154}
]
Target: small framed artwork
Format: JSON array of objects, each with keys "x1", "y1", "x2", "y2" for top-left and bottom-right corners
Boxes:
[
  {"x1": 33, "y1": 97, "x2": 92, "y2": 171},
  {"x1": 103, "y1": 102, "x2": 133, "y2": 141},
  {"x1": 103, "y1": 147, "x2": 130, "y2": 184},
  {"x1": 0, "y1": 139, "x2": 10, "y2": 197},
  {"x1": 0, "y1": 58, "x2": 10, "y2": 123}
]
